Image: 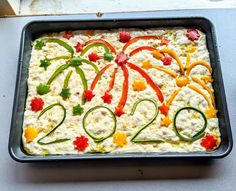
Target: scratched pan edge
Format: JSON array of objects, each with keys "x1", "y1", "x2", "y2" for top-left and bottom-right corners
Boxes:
[{"x1": 8, "y1": 16, "x2": 233, "y2": 162}]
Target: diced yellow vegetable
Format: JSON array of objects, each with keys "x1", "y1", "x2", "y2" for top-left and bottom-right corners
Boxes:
[
  {"x1": 205, "y1": 106, "x2": 218, "y2": 118},
  {"x1": 113, "y1": 132, "x2": 127, "y2": 147},
  {"x1": 132, "y1": 80, "x2": 147, "y2": 91},
  {"x1": 161, "y1": 116, "x2": 172, "y2": 127},
  {"x1": 152, "y1": 50, "x2": 163, "y2": 59},
  {"x1": 24, "y1": 126, "x2": 38, "y2": 143},
  {"x1": 142, "y1": 60, "x2": 152, "y2": 70}
]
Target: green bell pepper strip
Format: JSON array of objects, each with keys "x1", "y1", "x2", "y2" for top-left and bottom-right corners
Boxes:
[
  {"x1": 47, "y1": 64, "x2": 70, "y2": 85},
  {"x1": 173, "y1": 107, "x2": 207, "y2": 142},
  {"x1": 44, "y1": 38, "x2": 74, "y2": 57},
  {"x1": 60, "y1": 70, "x2": 73, "y2": 99},
  {"x1": 63, "y1": 70, "x2": 73, "y2": 88},
  {"x1": 80, "y1": 59, "x2": 99, "y2": 73},
  {"x1": 48, "y1": 55, "x2": 70, "y2": 62},
  {"x1": 83, "y1": 106, "x2": 117, "y2": 143},
  {"x1": 37, "y1": 103, "x2": 70, "y2": 145},
  {"x1": 80, "y1": 42, "x2": 110, "y2": 56},
  {"x1": 130, "y1": 99, "x2": 162, "y2": 143},
  {"x1": 75, "y1": 66, "x2": 88, "y2": 105}
]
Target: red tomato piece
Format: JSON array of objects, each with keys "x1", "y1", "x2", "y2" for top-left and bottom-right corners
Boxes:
[
  {"x1": 74, "y1": 42, "x2": 84, "y2": 53},
  {"x1": 101, "y1": 92, "x2": 113, "y2": 104},
  {"x1": 30, "y1": 97, "x2": 44, "y2": 112},
  {"x1": 88, "y1": 52, "x2": 101, "y2": 62},
  {"x1": 63, "y1": 31, "x2": 74, "y2": 40},
  {"x1": 115, "y1": 53, "x2": 128, "y2": 66},
  {"x1": 83, "y1": 90, "x2": 95, "y2": 101},
  {"x1": 161, "y1": 56, "x2": 172, "y2": 65},
  {"x1": 186, "y1": 29, "x2": 200, "y2": 41},
  {"x1": 119, "y1": 31, "x2": 131, "y2": 43},
  {"x1": 200, "y1": 133, "x2": 217, "y2": 150},
  {"x1": 73, "y1": 136, "x2": 89, "y2": 151}
]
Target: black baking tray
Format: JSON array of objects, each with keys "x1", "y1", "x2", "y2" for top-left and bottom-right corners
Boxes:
[{"x1": 9, "y1": 16, "x2": 233, "y2": 162}]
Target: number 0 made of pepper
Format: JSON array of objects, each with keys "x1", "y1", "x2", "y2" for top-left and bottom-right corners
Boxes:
[{"x1": 82, "y1": 106, "x2": 117, "y2": 143}]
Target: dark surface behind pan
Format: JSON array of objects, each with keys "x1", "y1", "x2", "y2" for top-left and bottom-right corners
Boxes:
[{"x1": 9, "y1": 17, "x2": 233, "y2": 162}]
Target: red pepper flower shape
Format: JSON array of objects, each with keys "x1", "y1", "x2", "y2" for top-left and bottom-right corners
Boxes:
[
  {"x1": 186, "y1": 28, "x2": 200, "y2": 41},
  {"x1": 88, "y1": 52, "x2": 101, "y2": 62},
  {"x1": 161, "y1": 56, "x2": 172, "y2": 65},
  {"x1": 200, "y1": 133, "x2": 217, "y2": 150},
  {"x1": 63, "y1": 31, "x2": 74, "y2": 40},
  {"x1": 74, "y1": 42, "x2": 84, "y2": 53},
  {"x1": 119, "y1": 31, "x2": 131, "y2": 43},
  {"x1": 73, "y1": 135, "x2": 89, "y2": 151},
  {"x1": 30, "y1": 97, "x2": 44, "y2": 112},
  {"x1": 83, "y1": 89, "x2": 95, "y2": 101},
  {"x1": 101, "y1": 92, "x2": 113, "y2": 104}
]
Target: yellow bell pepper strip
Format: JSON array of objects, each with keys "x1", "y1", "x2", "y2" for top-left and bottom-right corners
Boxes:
[
  {"x1": 152, "y1": 49, "x2": 164, "y2": 60},
  {"x1": 127, "y1": 62, "x2": 164, "y2": 103},
  {"x1": 83, "y1": 106, "x2": 117, "y2": 143},
  {"x1": 60, "y1": 70, "x2": 73, "y2": 99},
  {"x1": 186, "y1": 53, "x2": 191, "y2": 68},
  {"x1": 176, "y1": 75, "x2": 190, "y2": 87},
  {"x1": 37, "y1": 103, "x2": 70, "y2": 145},
  {"x1": 188, "y1": 84, "x2": 212, "y2": 108},
  {"x1": 166, "y1": 89, "x2": 181, "y2": 106},
  {"x1": 201, "y1": 75, "x2": 213, "y2": 83},
  {"x1": 24, "y1": 126, "x2": 39, "y2": 143},
  {"x1": 122, "y1": 36, "x2": 160, "y2": 52},
  {"x1": 160, "y1": 48, "x2": 185, "y2": 75},
  {"x1": 191, "y1": 76, "x2": 216, "y2": 107},
  {"x1": 130, "y1": 99, "x2": 162, "y2": 143},
  {"x1": 129, "y1": 46, "x2": 156, "y2": 57},
  {"x1": 161, "y1": 116, "x2": 172, "y2": 127},
  {"x1": 84, "y1": 39, "x2": 117, "y2": 54},
  {"x1": 114, "y1": 65, "x2": 129, "y2": 117},
  {"x1": 185, "y1": 44, "x2": 196, "y2": 53},
  {"x1": 205, "y1": 106, "x2": 217, "y2": 118},
  {"x1": 132, "y1": 80, "x2": 147, "y2": 91},
  {"x1": 173, "y1": 107, "x2": 207, "y2": 142},
  {"x1": 44, "y1": 38, "x2": 74, "y2": 57},
  {"x1": 186, "y1": 61, "x2": 212, "y2": 76},
  {"x1": 113, "y1": 132, "x2": 127, "y2": 147}
]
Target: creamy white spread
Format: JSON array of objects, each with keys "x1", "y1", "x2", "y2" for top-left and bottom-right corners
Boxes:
[{"x1": 22, "y1": 28, "x2": 220, "y2": 155}]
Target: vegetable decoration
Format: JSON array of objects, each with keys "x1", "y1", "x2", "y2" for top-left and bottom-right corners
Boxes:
[
  {"x1": 130, "y1": 99, "x2": 162, "y2": 143},
  {"x1": 186, "y1": 28, "x2": 200, "y2": 41},
  {"x1": 60, "y1": 70, "x2": 73, "y2": 99},
  {"x1": 37, "y1": 103, "x2": 69, "y2": 145},
  {"x1": 74, "y1": 42, "x2": 84, "y2": 53},
  {"x1": 113, "y1": 132, "x2": 127, "y2": 146},
  {"x1": 119, "y1": 31, "x2": 131, "y2": 43},
  {"x1": 73, "y1": 104, "x2": 84, "y2": 116},
  {"x1": 30, "y1": 97, "x2": 44, "y2": 112},
  {"x1": 63, "y1": 31, "x2": 74, "y2": 40},
  {"x1": 83, "y1": 106, "x2": 117, "y2": 142},
  {"x1": 34, "y1": 40, "x2": 45, "y2": 50},
  {"x1": 73, "y1": 136, "x2": 89, "y2": 151},
  {"x1": 24, "y1": 126, "x2": 39, "y2": 143},
  {"x1": 173, "y1": 107, "x2": 207, "y2": 142},
  {"x1": 200, "y1": 133, "x2": 218, "y2": 150}
]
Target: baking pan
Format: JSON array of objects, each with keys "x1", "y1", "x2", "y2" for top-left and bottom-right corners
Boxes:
[{"x1": 9, "y1": 16, "x2": 233, "y2": 162}]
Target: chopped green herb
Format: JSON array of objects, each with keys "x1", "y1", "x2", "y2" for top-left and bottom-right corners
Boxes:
[
  {"x1": 36, "y1": 83, "x2": 50, "y2": 95},
  {"x1": 73, "y1": 104, "x2": 84, "y2": 116},
  {"x1": 40, "y1": 59, "x2": 51, "y2": 70},
  {"x1": 60, "y1": 87, "x2": 71, "y2": 99},
  {"x1": 104, "y1": 52, "x2": 114, "y2": 61},
  {"x1": 69, "y1": 56, "x2": 82, "y2": 67},
  {"x1": 35, "y1": 40, "x2": 45, "y2": 50}
]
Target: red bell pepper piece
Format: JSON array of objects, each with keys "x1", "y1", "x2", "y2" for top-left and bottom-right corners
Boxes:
[
  {"x1": 129, "y1": 46, "x2": 156, "y2": 57},
  {"x1": 186, "y1": 29, "x2": 200, "y2": 41},
  {"x1": 88, "y1": 52, "x2": 101, "y2": 62},
  {"x1": 90, "y1": 64, "x2": 113, "y2": 90},
  {"x1": 115, "y1": 53, "x2": 128, "y2": 66},
  {"x1": 122, "y1": 36, "x2": 160, "y2": 52},
  {"x1": 30, "y1": 97, "x2": 44, "y2": 112},
  {"x1": 101, "y1": 92, "x2": 113, "y2": 104},
  {"x1": 83, "y1": 90, "x2": 95, "y2": 101},
  {"x1": 160, "y1": 38, "x2": 170, "y2": 46},
  {"x1": 73, "y1": 136, "x2": 89, "y2": 151},
  {"x1": 119, "y1": 31, "x2": 131, "y2": 43},
  {"x1": 127, "y1": 62, "x2": 164, "y2": 102},
  {"x1": 63, "y1": 31, "x2": 74, "y2": 40},
  {"x1": 74, "y1": 42, "x2": 84, "y2": 53},
  {"x1": 114, "y1": 65, "x2": 129, "y2": 117},
  {"x1": 107, "y1": 68, "x2": 118, "y2": 92},
  {"x1": 159, "y1": 103, "x2": 169, "y2": 115},
  {"x1": 200, "y1": 133, "x2": 217, "y2": 150},
  {"x1": 161, "y1": 56, "x2": 172, "y2": 65},
  {"x1": 84, "y1": 39, "x2": 117, "y2": 54}
]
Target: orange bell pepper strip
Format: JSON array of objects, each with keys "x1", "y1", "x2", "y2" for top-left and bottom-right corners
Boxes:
[
  {"x1": 122, "y1": 36, "x2": 160, "y2": 52},
  {"x1": 186, "y1": 61, "x2": 212, "y2": 76},
  {"x1": 129, "y1": 46, "x2": 156, "y2": 57},
  {"x1": 106, "y1": 68, "x2": 118, "y2": 93},
  {"x1": 127, "y1": 62, "x2": 164, "y2": 102},
  {"x1": 84, "y1": 39, "x2": 117, "y2": 54},
  {"x1": 114, "y1": 65, "x2": 129, "y2": 116},
  {"x1": 90, "y1": 64, "x2": 113, "y2": 90}
]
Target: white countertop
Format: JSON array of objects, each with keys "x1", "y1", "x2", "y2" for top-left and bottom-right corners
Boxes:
[{"x1": 0, "y1": 9, "x2": 236, "y2": 191}]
